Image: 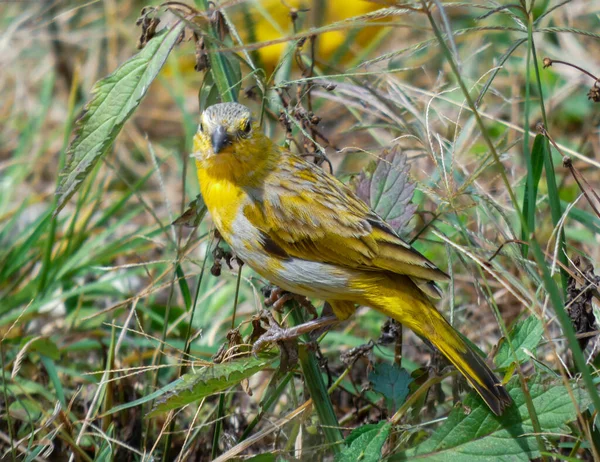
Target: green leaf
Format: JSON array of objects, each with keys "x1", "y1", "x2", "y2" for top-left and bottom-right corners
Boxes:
[
  {"x1": 40, "y1": 355, "x2": 66, "y2": 409},
  {"x1": 521, "y1": 133, "x2": 546, "y2": 249},
  {"x1": 336, "y1": 421, "x2": 392, "y2": 462},
  {"x1": 393, "y1": 377, "x2": 591, "y2": 461},
  {"x1": 563, "y1": 202, "x2": 600, "y2": 235},
  {"x1": 245, "y1": 454, "x2": 276, "y2": 462},
  {"x1": 55, "y1": 22, "x2": 185, "y2": 214},
  {"x1": 24, "y1": 337, "x2": 60, "y2": 360},
  {"x1": 355, "y1": 146, "x2": 416, "y2": 236},
  {"x1": 9, "y1": 399, "x2": 42, "y2": 421},
  {"x1": 94, "y1": 424, "x2": 114, "y2": 462},
  {"x1": 24, "y1": 446, "x2": 48, "y2": 462},
  {"x1": 369, "y1": 362, "x2": 413, "y2": 411},
  {"x1": 103, "y1": 376, "x2": 184, "y2": 416},
  {"x1": 149, "y1": 355, "x2": 276, "y2": 416},
  {"x1": 495, "y1": 316, "x2": 543, "y2": 369}
]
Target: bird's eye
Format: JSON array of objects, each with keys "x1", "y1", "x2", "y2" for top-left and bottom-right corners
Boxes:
[{"x1": 242, "y1": 119, "x2": 251, "y2": 135}]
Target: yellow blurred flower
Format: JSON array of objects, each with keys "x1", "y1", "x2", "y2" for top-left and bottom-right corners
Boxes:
[
  {"x1": 248, "y1": 0, "x2": 382, "y2": 68},
  {"x1": 164, "y1": 0, "x2": 384, "y2": 76}
]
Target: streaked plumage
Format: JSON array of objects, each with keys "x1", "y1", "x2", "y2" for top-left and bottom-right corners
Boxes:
[{"x1": 194, "y1": 102, "x2": 512, "y2": 415}]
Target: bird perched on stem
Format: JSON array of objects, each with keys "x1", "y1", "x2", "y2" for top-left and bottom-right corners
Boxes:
[{"x1": 193, "y1": 102, "x2": 512, "y2": 416}]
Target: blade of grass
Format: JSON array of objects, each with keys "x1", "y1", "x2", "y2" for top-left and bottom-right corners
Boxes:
[
  {"x1": 211, "y1": 393, "x2": 226, "y2": 459},
  {"x1": 521, "y1": 133, "x2": 546, "y2": 256},
  {"x1": 475, "y1": 38, "x2": 527, "y2": 107},
  {"x1": 0, "y1": 343, "x2": 17, "y2": 462},
  {"x1": 192, "y1": 0, "x2": 238, "y2": 104},
  {"x1": 211, "y1": 260, "x2": 243, "y2": 459},
  {"x1": 239, "y1": 371, "x2": 294, "y2": 441},
  {"x1": 39, "y1": 356, "x2": 66, "y2": 410},
  {"x1": 290, "y1": 308, "x2": 343, "y2": 453},
  {"x1": 528, "y1": 20, "x2": 568, "y2": 289},
  {"x1": 37, "y1": 67, "x2": 79, "y2": 295}
]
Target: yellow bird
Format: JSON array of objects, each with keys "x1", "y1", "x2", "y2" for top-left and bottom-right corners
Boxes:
[{"x1": 193, "y1": 102, "x2": 512, "y2": 415}]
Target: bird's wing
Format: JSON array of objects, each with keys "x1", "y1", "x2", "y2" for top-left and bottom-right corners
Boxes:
[{"x1": 244, "y1": 153, "x2": 449, "y2": 285}]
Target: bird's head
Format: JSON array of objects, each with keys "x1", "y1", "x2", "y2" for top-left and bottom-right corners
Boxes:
[
  {"x1": 194, "y1": 102, "x2": 258, "y2": 158},
  {"x1": 193, "y1": 102, "x2": 275, "y2": 184}
]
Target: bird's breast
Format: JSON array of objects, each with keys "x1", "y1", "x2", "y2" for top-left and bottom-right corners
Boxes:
[
  {"x1": 200, "y1": 180, "x2": 241, "y2": 234},
  {"x1": 197, "y1": 168, "x2": 267, "y2": 266}
]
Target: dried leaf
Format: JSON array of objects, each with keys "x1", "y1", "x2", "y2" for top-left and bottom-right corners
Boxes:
[{"x1": 172, "y1": 194, "x2": 207, "y2": 227}]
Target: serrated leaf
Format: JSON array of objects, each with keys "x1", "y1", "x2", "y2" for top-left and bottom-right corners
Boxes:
[
  {"x1": 55, "y1": 22, "x2": 185, "y2": 214},
  {"x1": 369, "y1": 362, "x2": 412, "y2": 412},
  {"x1": 149, "y1": 355, "x2": 276, "y2": 416},
  {"x1": 355, "y1": 146, "x2": 416, "y2": 235},
  {"x1": 393, "y1": 377, "x2": 591, "y2": 461},
  {"x1": 495, "y1": 316, "x2": 543, "y2": 369},
  {"x1": 336, "y1": 421, "x2": 392, "y2": 462}
]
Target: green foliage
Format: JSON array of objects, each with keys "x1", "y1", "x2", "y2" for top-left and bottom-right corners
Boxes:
[
  {"x1": 394, "y1": 378, "x2": 591, "y2": 461},
  {"x1": 20, "y1": 336, "x2": 60, "y2": 360},
  {"x1": 9, "y1": 399, "x2": 43, "y2": 421},
  {"x1": 495, "y1": 316, "x2": 544, "y2": 369},
  {"x1": 245, "y1": 454, "x2": 276, "y2": 462},
  {"x1": 521, "y1": 134, "x2": 546, "y2": 248},
  {"x1": 149, "y1": 355, "x2": 276, "y2": 416},
  {"x1": 369, "y1": 362, "x2": 413, "y2": 412},
  {"x1": 336, "y1": 421, "x2": 392, "y2": 462},
  {"x1": 55, "y1": 22, "x2": 185, "y2": 213}
]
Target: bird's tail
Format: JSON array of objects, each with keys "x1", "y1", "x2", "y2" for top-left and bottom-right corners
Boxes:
[
  {"x1": 422, "y1": 313, "x2": 513, "y2": 416},
  {"x1": 365, "y1": 277, "x2": 512, "y2": 415}
]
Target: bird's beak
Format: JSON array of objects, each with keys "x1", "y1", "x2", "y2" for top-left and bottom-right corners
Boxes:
[{"x1": 211, "y1": 126, "x2": 231, "y2": 154}]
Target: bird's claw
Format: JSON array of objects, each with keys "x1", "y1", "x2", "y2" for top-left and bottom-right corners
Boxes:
[
  {"x1": 264, "y1": 288, "x2": 294, "y2": 312},
  {"x1": 262, "y1": 285, "x2": 318, "y2": 318},
  {"x1": 251, "y1": 310, "x2": 299, "y2": 371},
  {"x1": 251, "y1": 310, "x2": 293, "y2": 356},
  {"x1": 251, "y1": 310, "x2": 340, "y2": 359}
]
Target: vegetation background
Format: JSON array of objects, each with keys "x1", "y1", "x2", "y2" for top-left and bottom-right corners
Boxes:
[{"x1": 1, "y1": 0, "x2": 600, "y2": 460}]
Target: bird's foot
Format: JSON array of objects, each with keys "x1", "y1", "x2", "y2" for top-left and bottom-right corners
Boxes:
[
  {"x1": 251, "y1": 310, "x2": 339, "y2": 356},
  {"x1": 263, "y1": 287, "x2": 293, "y2": 312},
  {"x1": 340, "y1": 341, "x2": 374, "y2": 367},
  {"x1": 211, "y1": 238, "x2": 243, "y2": 277},
  {"x1": 262, "y1": 285, "x2": 318, "y2": 317},
  {"x1": 251, "y1": 310, "x2": 299, "y2": 372},
  {"x1": 251, "y1": 310, "x2": 289, "y2": 355}
]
